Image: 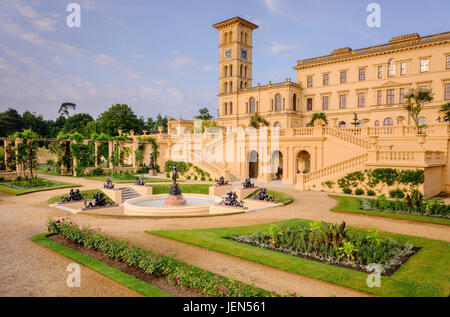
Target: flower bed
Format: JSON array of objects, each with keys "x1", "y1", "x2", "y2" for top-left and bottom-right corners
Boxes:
[
  {"x1": 46, "y1": 218, "x2": 273, "y2": 297},
  {"x1": 230, "y1": 221, "x2": 418, "y2": 276},
  {"x1": 360, "y1": 195, "x2": 449, "y2": 218}
]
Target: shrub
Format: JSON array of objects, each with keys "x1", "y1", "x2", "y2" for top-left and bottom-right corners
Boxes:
[
  {"x1": 136, "y1": 166, "x2": 150, "y2": 174},
  {"x1": 90, "y1": 167, "x2": 104, "y2": 176},
  {"x1": 166, "y1": 173, "x2": 170, "y2": 178},
  {"x1": 389, "y1": 189, "x2": 405, "y2": 199},
  {"x1": 324, "y1": 181, "x2": 335, "y2": 189},
  {"x1": 47, "y1": 219, "x2": 271, "y2": 297},
  {"x1": 186, "y1": 175, "x2": 191, "y2": 180},
  {"x1": 354, "y1": 188, "x2": 364, "y2": 196},
  {"x1": 200, "y1": 176, "x2": 206, "y2": 181},
  {"x1": 366, "y1": 190, "x2": 376, "y2": 196},
  {"x1": 343, "y1": 188, "x2": 352, "y2": 195}
]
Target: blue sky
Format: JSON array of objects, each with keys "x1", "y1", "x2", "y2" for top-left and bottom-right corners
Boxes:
[{"x1": 0, "y1": 0, "x2": 449, "y2": 120}]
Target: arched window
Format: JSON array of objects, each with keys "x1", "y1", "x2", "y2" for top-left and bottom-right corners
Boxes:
[
  {"x1": 338, "y1": 121, "x2": 346, "y2": 128},
  {"x1": 388, "y1": 59, "x2": 396, "y2": 77},
  {"x1": 224, "y1": 82, "x2": 228, "y2": 93},
  {"x1": 275, "y1": 94, "x2": 282, "y2": 111},
  {"x1": 240, "y1": 81, "x2": 243, "y2": 90},
  {"x1": 245, "y1": 33, "x2": 248, "y2": 44},
  {"x1": 293, "y1": 94, "x2": 297, "y2": 111},
  {"x1": 229, "y1": 81, "x2": 232, "y2": 92},
  {"x1": 418, "y1": 117, "x2": 427, "y2": 125},
  {"x1": 229, "y1": 31, "x2": 232, "y2": 42},
  {"x1": 274, "y1": 122, "x2": 281, "y2": 128},
  {"x1": 224, "y1": 66, "x2": 228, "y2": 78},
  {"x1": 383, "y1": 117, "x2": 394, "y2": 126},
  {"x1": 229, "y1": 65, "x2": 233, "y2": 76},
  {"x1": 374, "y1": 120, "x2": 380, "y2": 127},
  {"x1": 229, "y1": 102, "x2": 233, "y2": 114},
  {"x1": 249, "y1": 97, "x2": 256, "y2": 113},
  {"x1": 240, "y1": 31, "x2": 244, "y2": 43},
  {"x1": 224, "y1": 32, "x2": 228, "y2": 44},
  {"x1": 240, "y1": 65, "x2": 243, "y2": 77},
  {"x1": 224, "y1": 103, "x2": 228, "y2": 115}
]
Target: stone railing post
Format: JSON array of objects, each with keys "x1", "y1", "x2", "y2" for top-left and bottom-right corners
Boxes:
[
  {"x1": 393, "y1": 125, "x2": 404, "y2": 136},
  {"x1": 368, "y1": 135, "x2": 379, "y2": 150},
  {"x1": 295, "y1": 172, "x2": 305, "y2": 190},
  {"x1": 108, "y1": 140, "x2": 114, "y2": 169},
  {"x1": 361, "y1": 126, "x2": 369, "y2": 137}
]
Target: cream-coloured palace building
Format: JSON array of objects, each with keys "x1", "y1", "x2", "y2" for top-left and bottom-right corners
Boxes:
[{"x1": 164, "y1": 17, "x2": 450, "y2": 198}]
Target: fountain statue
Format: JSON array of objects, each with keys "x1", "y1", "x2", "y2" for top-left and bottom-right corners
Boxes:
[
  {"x1": 135, "y1": 176, "x2": 145, "y2": 186},
  {"x1": 219, "y1": 191, "x2": 245, "y2": 208},
  {"x1": 242, "y1": 178, "x2": 255, "y2": 188},
  {"x1": 60, "y1": 189, "x2": 84, "y2": 202},
  {"x1": 149, "y1": 153, "x2": 157, "y2": 176},
  {"x1": 104, "y1": 178, "x2": 115, "y2": 189},
  {"x1": 253, "y1": 188, "x2": 274, "y2": 202},
  {"x1": 164, "y1": 162, "x2": 186, "y2": 206},
  {"x1": 216, "y1": 176, "x2": 228, "y2": 186},
  {"x1": 84, "y1": 192, "x2": 113, "y2": 209}
]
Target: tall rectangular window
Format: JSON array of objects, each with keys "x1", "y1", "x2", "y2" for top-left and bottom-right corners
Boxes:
[
  {"x1": 323, "y1": 74, "x2": 329, "y2": 86},
  {"x1": 445, "y1": 83, "x2": 450, "y2": 100},
  {"x1": 377, "y1": 90, "x2": 383, "y2": 105},
  {"x1": 399, "y1": 88, "x2": 405, "y2": 104},
  {"x1": 229, "y1": 102, "x2": 233, "y2": 114},
  {"x1": 307, "y1": 76, "x2": 313, "y2": 88},
  {"x1": 339, "y1": 94, "x2": 346, "y2": 109},
  {"x1": 378, "y1": 66, "x2": 383, "y2": 78},
  {"x1": 306, "y1": 98, "x2": 313, "y2": 111},
  {"x1": 340, "y1": 71, "x2": 347, "y2": 83},
  {"x1": 400, "y1": 62, "x2": 406, "y2": 75},
  {"x1": 386, "y1": 89, "x2": 395, "y2": 105},
  {"x1": 420, "y1": 58, "x2": 429, "y2": 72},
  {"x1": 447, "y1": 56, "x2": 450, "y2": 69},
  {"x1": 359, "y1": 68, "x2": 366, "y2": 81},
  {"x1": 358, "y1": 92, "x2": 365, "y2": 107},
  {"x1": 322, "y1": 96, "x2": 329, "y2": 110}
]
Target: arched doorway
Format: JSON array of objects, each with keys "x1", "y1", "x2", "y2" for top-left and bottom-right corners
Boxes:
[
  {"x1": 249, "y1": 150, "x2": 259, "y2": 178},
  {"x1": 271, "y1": 150, "x2": 283, "y2": 180},
  {"x1": 296, "y1": 150, "x2": 311, "y2": 174}
]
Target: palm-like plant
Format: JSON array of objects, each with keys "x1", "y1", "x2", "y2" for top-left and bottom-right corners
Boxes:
[
  {"x1": 249, "y1": 113, "x2": 269, "y2": 129},
  {"x1": 404, "y1": 88, "x2": 433, "y2": 131},
  {"x1": 308, "y1": 112, "x2": 328, "y2": 127},
  {"x1": 439, "y1": 102, "x2": 450, "y2": 122}
]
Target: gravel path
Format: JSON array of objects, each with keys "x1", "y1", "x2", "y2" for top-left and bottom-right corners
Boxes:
[{"x1": 1, "y1": 174, "x2": 449, "y2": 297}]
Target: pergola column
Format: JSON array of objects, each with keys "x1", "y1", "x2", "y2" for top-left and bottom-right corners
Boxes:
[
  {"x1": 15, "y1": 138, "x2": 24, "y2": 176},
  {"x1": 131, "y1": 141, "x2": 138, "y2": 168},
  {"x1": 4, "y1": 139, "x2": 11, "y2": 171},
  {"x1": 108, "y1": 140, "x2": 114, "y2": 169},
  {"x1": 72, "y1": 140, "x2": 78, "y2": 176},
  {"x1": 94, "y1": 141, "x2": 100, "y2": 168},
  {"x1": 118, "y1": 141, "x2": 124, "y2": 167}
]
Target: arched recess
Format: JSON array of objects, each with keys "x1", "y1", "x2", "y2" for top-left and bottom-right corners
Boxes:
[
  {"x1": 338, "y1": 121, "x2": 346, "y2": 128},
  {"x1": 271, "y1": 150, "x2": 283, "y2": 180},
  {"x1": 248, "y1": 150, "x2": 259, "y2": 178},
  {"x1": 296, "y1": 150, "x2": 311, "y2": 174}
]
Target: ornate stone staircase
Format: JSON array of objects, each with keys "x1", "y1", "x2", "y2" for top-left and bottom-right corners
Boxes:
[{"x1": 119, "y1": 187, "x2": 141, "y2": 203}]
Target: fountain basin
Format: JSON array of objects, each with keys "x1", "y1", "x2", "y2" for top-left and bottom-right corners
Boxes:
[{"x1": 123, "y1": 194, "x2": 221, "y2": 216}]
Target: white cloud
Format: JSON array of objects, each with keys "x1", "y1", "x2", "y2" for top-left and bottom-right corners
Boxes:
[
  {"x1": 262, "y1": 42, "x2": 297, "y2": 55},
  {"x1": 131, "y1": 52, "x2": 144, "y2": 59},
  {"x1": 53, "y1": 56, "x2": 63, "y2": 65},
  {"x1": 95, "y1": 53, "x2": 141, "y2": 79},
  {"x1": 263, "y1": 0, "x2": 284, "y2": 14},
  {"x1": 11, "y1": 1, "x2": 57, "y2": 31}
]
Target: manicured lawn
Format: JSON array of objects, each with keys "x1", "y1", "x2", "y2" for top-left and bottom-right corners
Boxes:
[
  {"x1": 85, "y1": 176, "x2": 172, "y2": 183},
  {"x1": 330, "y1": 195, "x2": 450, "y2": 226},
  {"x1": 48, "y1": 189, "x2": 111, "y2": 205},
  {"x1": 0, "y1": 180, "x2": 80, "y2": 196},
  {"x1": 150, "y1": 184, "x2": 211, "y2": 195},
  {"x1": 31, "y1": 233, "x2": 170, "y2": 297},
  {"x1": 148, "y1": 219, "x2": 450, "y2": 297},
  {"x1": 246, "y1": 189, "x2": 293, "y2": 205}
]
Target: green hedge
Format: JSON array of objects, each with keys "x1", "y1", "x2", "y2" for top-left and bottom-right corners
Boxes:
[{"x1": 47, "y1": 218, "x2": 272, "y2": 297}]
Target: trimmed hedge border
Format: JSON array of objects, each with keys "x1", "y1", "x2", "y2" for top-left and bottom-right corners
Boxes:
[{"x1": 31, "y1": 232, "x2": 170, "y2": 297}]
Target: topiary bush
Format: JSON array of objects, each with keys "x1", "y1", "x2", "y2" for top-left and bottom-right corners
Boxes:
[
  {"x1": 389, "y1": 189, "x2": 405, "y2": 199},
  {"x1": 343, "y1": 188, "x2": 352, "y2": 195},
  {"x1": 354, "y1": 188, "x2": 364, "y2": 196},
  {"x1": 366, "y1": 189, "x2": 376, "y2": 196}
]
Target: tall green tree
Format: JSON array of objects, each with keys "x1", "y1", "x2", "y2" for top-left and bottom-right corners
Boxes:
[
  {"x1": 12, "y1": 129, "x2": 39, "y2": 177},
  {"x1": 0, "y1": 108, "x2": 23, "y2": 137},
  {"x1": 97, "y1": 104, "x2": 143, "y2": 136},
  {"x1": 404, "y1": 88, "x2": 434, "y2": 129},
  {"x1": 249, "y1": 113, "x2": 269, "y2": 129},
  {"x1": 195, "y1": 107, "x2": 213, "y2": 120},
  {"x1": 61, "y1": 113, "x2": 94, "y2": 137},
  {"x1": 58, "y1": 102, "x2": 77, "y2": 118},
  {"x1": 439, "y1": 102, "x2": 450, "y2": 122}
]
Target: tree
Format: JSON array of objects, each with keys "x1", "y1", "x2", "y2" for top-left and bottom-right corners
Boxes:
[
  {"x1": 0, "y1": 108, "x2": 23, "y2": 137},
  {"x1": 308, "y1": 113, "x2": 328, "y2": 127},
  {"x1": 58, "y1": 102, "x2": 77, "y2": 118},
  {"x1": 154, "y1": 114, "x2": 169, "y2": 131},
  {"x1": 195, "y1": 107, "x2": 213, "y2": 120},
  {"x1": 439, "y1": 102, "x2": 450, "y2": 122},
  {"x1": 97, "y1": 104, "x2": 143, "y2": 136},
  {"x1": 404, "y1": 88, "x2": 433, "y2": 129},
  {"x1": 61, "y1": 113, "x2": 94, "y2": 137},
  {"x1": 249, "y1": 113, "x2": 269, "y2": 129}
]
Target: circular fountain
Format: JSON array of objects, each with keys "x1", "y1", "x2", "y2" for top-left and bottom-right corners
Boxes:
[{"x1": 123, "y1": 162, "x2": 220, "y2": 216}]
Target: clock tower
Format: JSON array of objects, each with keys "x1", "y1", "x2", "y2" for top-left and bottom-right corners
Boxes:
[{"x1": 213, "y1": 17, "x2": 258, "y2": 117}]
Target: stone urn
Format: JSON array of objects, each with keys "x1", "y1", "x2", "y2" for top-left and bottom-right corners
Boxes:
[
  {"x1": 416, "y1": 133, "x2": 426, "y2": 149},
  {"x1": 158, "y1": 126, "x2": 163, "y2": 134}
]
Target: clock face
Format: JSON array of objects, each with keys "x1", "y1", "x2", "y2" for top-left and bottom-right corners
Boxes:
[
  {"x1": 224, "y1": 48, "x2": 232, "y2": 59},
  {"x1": 241, "y1": 48, "x2": 248, "y2": 60}
]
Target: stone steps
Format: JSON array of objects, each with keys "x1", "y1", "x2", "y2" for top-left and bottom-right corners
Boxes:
[{"x1": 119, "y1": 187, "x2": 141, "y2": 203}]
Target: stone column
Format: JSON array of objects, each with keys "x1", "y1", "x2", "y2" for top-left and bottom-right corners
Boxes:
[
  {"x1": 131, "y1": 141, "x2": 138, "y2": 168},
  {"x1": 94, "y1": 141, "x2": 99, "y2": 168},
  {"x1": 15, "y1": 138, "x2": 24, "y2": 176},
  {"x1": 118, "y1": 141, "x2": 124, "y2": 167},
  {"x1": 72, "y1": 140, "x2": 78, "y2": 176},
  {"x1": 4, "y1": 139, "x2": 10, "y2": 171},
  {"x1": 108, "y1": 140, "x2": 114, "y2": 169}
]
